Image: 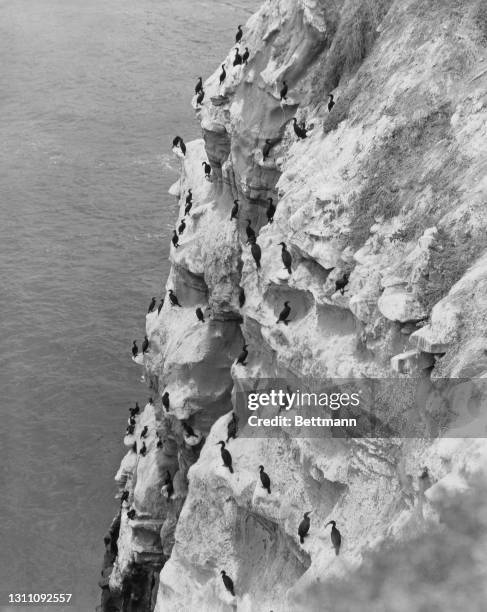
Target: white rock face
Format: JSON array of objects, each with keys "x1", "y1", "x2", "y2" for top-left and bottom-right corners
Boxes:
[{"x1": 106, "y1": 0, "x2": 487, "y2": 610}]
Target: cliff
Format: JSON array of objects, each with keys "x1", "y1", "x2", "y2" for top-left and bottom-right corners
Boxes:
[{"x1": 101, "y1": 0, "x2": 487, "y2": 610}]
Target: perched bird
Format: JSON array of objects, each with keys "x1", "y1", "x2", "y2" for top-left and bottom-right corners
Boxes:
[
  {"x1": 163, "y1": 470, "x2": 174, "y2": 499},
  {"x1": 148, "y1": 297, "x2": 156, "y2": 313},
  {"x1": 328, "y1": 93, "x2": 335, "y2": 112},
  {"x1": 266, "y1": 197, "x2": 276, "y2": 223},
  {"x1": 178, "y1": 137, "x2": 186, "y2": 155},
  {"x1": 128, "y1": 416, "x2": 136, "y2": 426},
  {"x1": 292, "y1": 118, "x2": 307, "y2": 139},
  {"x1": 230, "y1": 199, "x2": 239, "y2": 220},
  {"x1": 277, "y1": 301, "x2": 291, "y2": 325},
  {"x1": 326, "y1": 520, "x2": 342, "y2": 555},
  {"x1": 126, "y1": 424, "x2": 135, "y2": 435},
  {"x1": 168, "y1": 289, "x2": 182, "y2": 307},
  {"x1": 140, "y1": 426, "x2": 148, "y2": 439},
  {"x1": 196, "y1": 88, "x2": 205, "y2": 107},
  {"x1": 335, "y1": 273, "x2": 350, "y2": 295},
  {"x1": 238, "y1": 287, "x2": 245, "y2": 308},
  {"x1": 235, "y1": 24, "x2": 243, "y2": 44},
  {"x1": 172, "y1": 230, "x2": 179, "y2": 248},
  {"x1": 280, "y1": 80, "x2": 288, "y2": 101},
  {"x1": 202, "y1": 161, "x2": 211, "y2": 179},
  {"x1": 233, "y1": 48, "x2": 243, "y2": 67},
  {"x1": 195, "y1": 77, "x2": 203, "y2": 95},
  {"x1": 250, "y1": 237, "x2": 261, "y2": 269},
  {"x1": 131, "y1": 442, "x2": 137, "y2": 453},
  {"x1": 221, "y1": 570, "x2": 235, "y2": 596},
  {"x1": 217, "y1": 441, "x2": 233, "y2": 473},
  {"x1": 132, "y1": 340, "x2": 138, "y2": 358},
  {"x1": 142, "y1": 335, "x2": 149, "y2": 353},
  {"x1": 185, "y1": 189, "x2": 193, "y2": 205},
  {"x1": 162, "y1": 391, "x2": 170, "y2": 411},
  {"x1": 262, "y1": 139, "x2": 273, "y2": 160},
  {"x1": 184, "y1": 200, "x2": 193, "y2": 216},
  {"x1": 182, "y1": 422, "x2": 197, "y2": 438},
  {"x1": 219, "y1": 64, "x2": 226, "y2": 85},
  {"x1": 157, "y1": 299, "x2": 164, "y2": 315},
  {"x1": 195, "y1": 307, "x2": 205, "y2": 322},
  {"x1": 178, "y1": 218, "x2": 186, "y2": 235},
  {"x1": 242, "y1": 47, "x2": 250, "y2": 64},
  {"x1": 235, "y1": 344, "x2": 248, "y2": 365},
  {"x1": 127, "y1": 508, "x2": 136, "y2": 520},
  {"x1": 120, "y1": 490, "x2": 129, "y2": 504},
  {"x1": 278, "y1": 242, "x2": 292, "y2": 274},
  {"x1": 156, "y1": 434, "x2": 163, "y2": 448},
  {"x1": 298, "y1": 512, "x2": 312, "y2": 544},
  {"x1": 227, "y1": 412, "x2": 238, "y2": 443},
  {"x1": 133, "y1": 402, "x2": 140, "y2": 415},
  {"x1": 259, "y1": 465, "x2": 271, "y2": 494},
  {"x1": 245, "y1": 219, "x2": 256, "y2": 243},
  {"x1": 140, "y1": 441, "x2": 147, "y2": 456}
]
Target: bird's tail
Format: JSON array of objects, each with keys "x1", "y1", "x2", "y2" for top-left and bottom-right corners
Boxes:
[
  {"x1": 257, "y1": 262, "x2": 261, "y2": 269},
  {"x1": 229, "y1": 465, "x2": 234, "y2": 474},
  {"x1": 286, "y1": 265, "x2": 292, "y2": 274},
  {"x1": 300, "y1": 535, "x2": 304, "y2": 544},
  {"x1": 267, "y1": 487, "x2": 271, "y2": 494},
  {"x1": 335, "y1": 546, "x2": 340, "y2": 556},
  {"x1": 230, "y1": 588, "x2": 235, "y2": 597}
]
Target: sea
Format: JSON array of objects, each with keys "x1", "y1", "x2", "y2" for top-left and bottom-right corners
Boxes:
[{"x1": 0, "y1": 1, "x2": 259, "y2": 609}]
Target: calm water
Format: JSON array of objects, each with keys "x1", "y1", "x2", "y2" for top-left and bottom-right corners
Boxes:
[{"x1": 0, "y1": 0, "x2": 259, "y2": 609}]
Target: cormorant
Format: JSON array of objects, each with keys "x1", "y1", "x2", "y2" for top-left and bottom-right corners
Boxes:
[
  {"x1": 235, "y1": 344, "x2": 248, "y2": 365},
  {"x1": 162, "y1": 391, "x2": 170, "y2": 411},
  {"x1": 242, "y1": 47, "x2": 250, "y2": 64},
  {"x1": 195, "y1": 307, "x2": 205, "y2": 322},
  {"x1": 195, "y1": 77, "x2": 203, "y2": 95},
  {"x1": 326, "y1": 520, "x2": 342, "y2": 555},
  {"x1": 163, "y1": 470, "x2": 174, "y2": 499},
  {"x1": 184, "y1": 200, "x2": 192, "y2": 216},
  {"x1": 230, "y1": 199, "x2": 239, "y2": 220},
  {"x1": 328, "y1": 93, "x2": 335, "y2": 112},
  {"x1": 182, "y1": 422, "x2": 197, "y2": 438},
  {"x1": 335, "y1": 273, "x2": 350, "y2": 295},
  {"x1": 217, "y1": 441, "x2": 233, "y2": 473},
  {"x1": 157, "y1": 299, "x2": 164, "y2": 315},
  {"x1": 148, "y1": 297, "x2": 156, "y2": 313},
  {"x1": 140, "y1": 441, "x2": 147, "y2": 456},
  {"x1": 280, "y1": 81, "x2": 288, "y2": 101},
  {"x1": 245, "y1": 219, "x2": 256, "y2": 243},
  {"x1": 126, "y1": 424, "x2": 135, "y2": 435},
  {"x1": 129, "y1": 416, "x2": 136, "y2": 426},
  {"x1": 263, "y1": 139, "x2": 273, "y2": 160},
  {"x1": 134, "y1": 402, "x2": 140, "y2": 414},
  {"x1": 221, "y1": 570, "x2": 235, "y2": 596},
  {"x1": 219, "y1": 64, "x2": 226, "y2": 85},
  {"x1": 238, "y1": 286, "x2": 245, "y2": 308},
  {"x1": 259, "y1": 465, "x2": 271, "y2": 494},
  {"x1": 266, "y1": 197, "x2": 276, "y2": 223},
  {"x1": 298, "y1": 512, "x2": 311, "y2": 544},
  {"x1": 277, "y1": 301, "x2": 291, "y2": 325},
  {"x1": 168, "y1": 289, "x2": 182, "y2": 307},
  {"x1": 202, "y1": 161, "x2": 211, "y2": 179},
  {"x1": 196, "y1": 88, "x2": 205, "y2": 106},
  {"x1": 233, "y1": 48, "x2": 243, "y2": 66},
  {"x1": 132, "y1": 442, "x2": 137, "y2": 453},
  {"x1": 120, "y1": 490, "x2": 129, "y2": 504},
  {"x1": 179, "y1": 138, "x2": 186, "y2": 155},
  {"x1": 292, "y1": 118, "x2": 307, "y2": 139},
  {"x1": 278, "y1": 242, "x2": 292, "y2": 274},
  {"x1": 172, "y1": 230, "x2": 179, "y2": 248},
  {"x1": 250, "y1": 237, "x2": 261, "y2": 269},
  {"x1": 178, "y1": 218, "x2": 186, "y2": 235},
  {"x1": 127, "y1": 508, "x2": 136, "y2": 520},
  {"x1": 227, "y1": 412, "x2": 238, "y2": 442},
  {"x1": 235, "y1": 24, "x2": 243, "y2": 44},
  {"x1": 186, "y1": 189, "x2": 192, "y2": 205},
  {"x1": 142, "y1": 335, "x2": 149, "y2": 353},
  {"x1": 132, "y1": 341, "x2": 138, "y2": 358},
  {"x1": 140, "y1": 426, "x2": 148, "y2": 438}
]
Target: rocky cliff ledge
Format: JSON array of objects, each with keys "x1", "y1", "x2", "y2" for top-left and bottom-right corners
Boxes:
[{"x1": 101, "y1": 0, "x2": 487, "y2": 610}]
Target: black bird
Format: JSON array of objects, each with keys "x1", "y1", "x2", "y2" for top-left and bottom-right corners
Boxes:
[
  {"x1": 148, "y1": 297, "x2": 156, "y2": 313},
  {"x1": 163, "y1": 470, "x2": 174, "y2": 499},
  {"x1": 156, "y1": 434, "x2": 163, "y2": 448},
  {"x1": 142, "y1": 335, "x2": 150, "y2": 353},
  {"x1": 185, "y1": 189, "x2": 193, "y2": 205},
  {"x1": 132, "y1": 340, "x2": 138, "y2": 358},
  {"x1": 157, "y1": 299, "x2": 164, "y2": 315},
  {"x1": 266, "y1": 197, "x2": 276, "y2": 223},
  {"x1": 196, "y1": 88, "x2": 205, "y2": 106},
  {"x1": 133, "y1": 402, "x2": 140, "y2": 415},
  {"x1": 148, "y1": 397, "x2": 154, "y2": 406},
  {"x1": 238, "y1": 287, "x2": 245, "y2": 308},
  {"x1": 242, "y1": 47, "x2": 250, "y2": 64},
  {"x1": 172, "y1": 136, "x2": 181, "y2": 148},
  {"x1": 219, "y1": 64, "x2": 226, "y2": 85},
  {"x1": 129, "y1": 416, "x2": 136, "y2": 426},
  {"x1": 326, "y1": 520, "x2": 342, "y2": 555},
  {"x1": 298, "y1": 512, "x2": 311, "y2": 544},
  {"x1": 132, "y1": 442, "x2": 137, "y2": 453},
  {"x1": 292, "y1": 118, "x2": 307, "y2": 139},
  {"x1": 179, "y1": 138, "x2": 186, "y2": 155},
  {"x1": 280, "y1": 80, "x2": 288, "y2": 101},
  {"x1": 227, "y1": 412, "x2": 238, "y2": 443},
  {"x1": 195, "y1": 77, "x2": 203, "y2": 95},
  {"x1": 277, "y1": 301, "x2": 291, "y2": 325},
  {"x1": 172, "y1": 230, "x2": 179, "y2": 248},
  {"x1": 182, "y1": 422, "x2": 197, "y2": 438},
  {"x1": 230, "y1": 199, "x2": 239, "y2": 220},
  {"x1": 245, "y1": 219, "x2": 256, "y2": 243},
  {"x1": 126, "y1": 424, "x2": 135, "y2": 435},
  {"x1": 140, "y1": 426, "x2": 148, "y2": 439},
  {"x1": 168, "y1": 289, "x2": 182, "y2": 307},
  {"x1": 202, "y1": 161, "x2": 211, "y2": 179},
  {"x1": 259, "y1": 465, "x2": 271, "y2": 494},
  {"x1": 250, "y1": 238, "x2": 261, "y2": 269},
  {"x1": 184, "y1": 200, "x2": 193, "y2": 216},
  {"x1": 178, "y1": 218, "x2": 186, "y2": 235},
  {"x1": 335, "y1": 273, "x2": 350, "y2": 295},
  {"x1": 120, "y1": 490, "x2": 129, "y2": 504},
  {"x1": 263, "y1": 139, "x2": 273, "y2": 160},
  {"x1": 162, "y1": 391, "x2": 170, "y2": 411},
  {"x1": 233, "y1": 48, "x2": 243, "y2": 66},
  {"x1": 140, "y1": 441, "x2": 147, "y2": 456},
  {"x1": 278, "y1": 242, "x2": 292, "y2": 274},
  {"x1": 235, "y1": 344, "x2": 248, "y2": 365},
  {"x1": 195, "y1": 307, "x2": 205, "y2": 322},
  {"x1": 217, "y1": 441, "x2": 233, "y2": 473},
  {"x1": 235, "y1": 24, "x2": 243, "y2": 44},
  {"x1": 221, "y1": 570, "x2": 235, "y2": 596},
  {"x1": 328, "y1": 93, "x2": 335, "y2": 112},
  {"x1": 127, "y1": 508, "x2": 136, "y2": 520}
]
